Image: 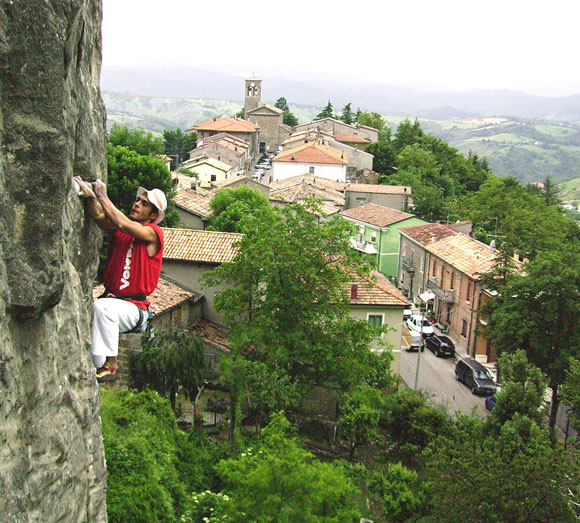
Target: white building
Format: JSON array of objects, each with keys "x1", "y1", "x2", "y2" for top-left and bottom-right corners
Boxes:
[{"x1": 271, "y1": 142, "x2": 348, "y2": 183}]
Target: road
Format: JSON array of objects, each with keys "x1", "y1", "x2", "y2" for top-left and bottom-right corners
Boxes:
[{"x1": 399, "y1": 347, "x2": 490, "y2": 417}]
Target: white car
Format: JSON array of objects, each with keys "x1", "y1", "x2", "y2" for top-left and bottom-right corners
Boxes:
[{"x1": 406, "y1": 314, "x2": 434, "y2": 337}]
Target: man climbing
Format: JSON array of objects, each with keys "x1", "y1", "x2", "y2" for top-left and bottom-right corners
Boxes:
[{"x1": 74, "y1": 176, "x2": 166, "y2": 383}]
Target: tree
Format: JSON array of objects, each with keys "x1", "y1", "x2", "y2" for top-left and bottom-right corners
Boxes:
[
  {"x1": 182, "y1": 131, "x2": 197, "y2": 160},
  {"x1": 106, "y1": 143, "x2": 179, "y2": 227},
  {"x1": 202, "y1": 200, "x2": 392, "y2": 389},
  {"x1": 488, "y1": 350, "x2": 546, "y2": 430},
  {"x1": 424, "y1": 414, "x2": 580, "y2": 522},
  {"x1": 201, "y1": 200, "x2": 393, "y2": 447},
  {"x1": 131, "y1": 330, "x2": 206, "y2": 412},
  {"x1": 561, "y1": 358, "x2": 580, "y2": 431},
  {"x1": 163, "y1": 127, "x2": 196, "y2": 169},
  {"x1": 365, "y1": 134, "x2": 396, "y2": 177},
  {"x1": 217, "y1": 413, "x2": 363, "y2": 522},
  {"x1": 207, "y1": 186, "x2": 273, "y2": 233},
  {"x1": 340, "y1": 385, "x2": 383, "y2": 460},
  {"x1": 274, "y1": 96, "x2": 299, "y2": 127},
  {"x1": 480, "y1": 248, "x2": 580, "y2": 433},
  {"x1": 108, "y1": 123, "x2": 164, "y2": 156},
  {"x1": 355, "y1": 109, "x2": 386, "y2": 131},
  {"x1": 340, "y1": 102, "x2": 354, "y2": 125},
  {"x1": 315, "y1": 100, "x2": 334, "y2": 120},
  {"x1": 543, "y1": 175, "x2": 562, "y2": 207}
]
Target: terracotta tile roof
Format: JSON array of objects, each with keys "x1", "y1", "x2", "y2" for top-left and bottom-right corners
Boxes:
[
  {"x1": 347, "y1": 270, "x2": 410, "y2": 306},
  {"x1": 340, "y1": 203, "x2": 415, "y2": 227},
  {"x1": 173, "y1": 188, "x2": 213, "y2": 218},
  {"x1": 195, "y1": 142, "x2": 246, "y2": 158},
  {"x1": 398, "y1": 223, "x2": 458, "y2": 244},
  {"x1": 273, "y1": 142, "x2": 348, "y2": 165},
  {"x1": 93, "y1": 276, "x2": 201, "y2": 315},
  {"x1": 346, "y1": 183, "x2": 411, "y2": 195},
  {"x1": 425, "y1": 234, "x2": 500, "y2": 278},
  {"x1": 269, "y1": 174, "x2": 345, "y2": 193},
  {"x1": 269, "y1": 182, "x2": 345, "y2": 206},
  {"x1": 282, "y1": 129, "x2": 334, "y2": 146},
  {"x1": 185, "y1": 157, "x2": 232, "y2": 173},
  {"x1": 201, "y1": 132, "x2": 249, "y2": 148},
  {"x1": 210, "y1": 175, "x2": 247, "y2": 190},
  {"x1": 195, "y1": 116, "x2": 259, "y2": 133},
  {"x1": 191, "y1": 319, "x2": 230, "y2": 353},
  {"x1": 334, "y1": 134, "x2": 371, "y2": 144},
  {"x1": 162, "y1": 228, "x2": 243, "y2": 264}
]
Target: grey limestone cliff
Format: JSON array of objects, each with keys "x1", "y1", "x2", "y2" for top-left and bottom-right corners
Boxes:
[{"x1": 0, "y1": 0, "x2": 108, "y2": 520}]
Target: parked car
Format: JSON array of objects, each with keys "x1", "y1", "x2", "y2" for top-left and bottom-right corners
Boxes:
[
  {"x1": 256, "y1": 162, "x2": 271, "y2": 170},
  {"x1": 455, "y1": 358, "x2": 497, "y2": 395},
  {"x1": 406, "y1": 330, "x2": 424, "y2": 352},
  {"x1": 406, "y1": 314, "x2": 434, "y2": 337},
  {"x1": 254, "y1": 168, "x2": 264, "y2": 176},
  {"x1": 485, "y1": 395, "x2": 496, "y2": 411},
  {"x1": 425, "y1": 335, "x2": 456, "y2": 358}
]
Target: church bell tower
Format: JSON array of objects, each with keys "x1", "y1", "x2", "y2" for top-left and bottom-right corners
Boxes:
[{"x1": 244, "y1": 77, "x2": 262, "y2": 118}]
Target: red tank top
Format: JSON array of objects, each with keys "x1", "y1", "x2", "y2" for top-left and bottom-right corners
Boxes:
[{"x1": 103, "y1": 224, "x2": 164, "y2": 310}]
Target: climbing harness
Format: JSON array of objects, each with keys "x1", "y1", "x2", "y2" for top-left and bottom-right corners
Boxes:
[{"x1": 98, "y1": 289, "x2": 156, "y2": 341}]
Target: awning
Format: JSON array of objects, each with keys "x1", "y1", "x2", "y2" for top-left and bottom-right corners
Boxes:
[{"x1": 419, "y1": 291, "x2": 435, "y2": 302}]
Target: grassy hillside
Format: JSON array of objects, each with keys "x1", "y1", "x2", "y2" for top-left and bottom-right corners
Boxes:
[
  {"x1": 103, "y1": 92, "x2": 580, "y2": 184},
  {"x1": 559, "y1": 177, "x2": 580, "y2": 203}
]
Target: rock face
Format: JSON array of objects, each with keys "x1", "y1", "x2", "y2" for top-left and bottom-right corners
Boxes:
[{"x1": 0, "y1": 1, "x2": 108, "y2": 520}]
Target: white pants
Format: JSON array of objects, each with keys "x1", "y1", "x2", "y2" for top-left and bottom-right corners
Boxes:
[{"x1": 91, "y1": 298, "x2": 145, "y2": 367}]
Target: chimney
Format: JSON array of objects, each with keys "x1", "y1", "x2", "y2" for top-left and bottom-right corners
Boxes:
[{"x1": 350, "y1": 284, "x2": 358, "y2": 299}]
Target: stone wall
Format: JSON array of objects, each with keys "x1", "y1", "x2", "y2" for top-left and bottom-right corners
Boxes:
[{"x1": 0, "y1": 1, "x2": 108, "y2": 520}]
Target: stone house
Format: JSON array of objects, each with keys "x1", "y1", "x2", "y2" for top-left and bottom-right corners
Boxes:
[
  {"x1": 281, "y1": 129, "x2": 334, "y2": 150},
  {"x1": 173, "y1": 188, "x2": 213, "y2": 230},
  {"x1": 185, "y1": 142, "x2": 245, "y2": 174},
  {"x1": 334, "y1": 134, "x2": 371, "y2": 150},
  {"x1": 272, "y1": 142, "x2": 348, "y2": 183},
  {"x1": 328, "y1": 138, "x2": 374, "y2": 173},
  {"x1": 210, "y1": 174, "x2": 271, "y2": 198},
  {"x1": 193, "y1": 116, "x2": 260, "y2": 161},
  {"x1": 340, "y1": 203, "x2": 427, "y2": 279},
  {"x1": 161, "y1": 228, "x2": 243, "y2": 324},
  {"x1": 295, "y1": 117, "x2": 379, "y2": 143},
  {"x1": 397, "y1": 222, "x2": 513, "y2": 361},
  {"x1": 344, "y1": 182, "x2": 411, "y2": 212}
]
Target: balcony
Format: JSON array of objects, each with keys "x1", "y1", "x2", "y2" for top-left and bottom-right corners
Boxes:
[
  {"x1": 402, "y1": 257, "x2": 415, "y2": 273},
  {"x1": 350, "y1": 238, "x2": 378, "y2": 255},
  {"x1": 427, "y1": 277, "x2": 455, "y2": 303}
]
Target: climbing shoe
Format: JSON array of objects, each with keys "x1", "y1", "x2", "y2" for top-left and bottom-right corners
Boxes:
[{"x1": 96, "y1": 366, "x2": 117, "y2": 384}]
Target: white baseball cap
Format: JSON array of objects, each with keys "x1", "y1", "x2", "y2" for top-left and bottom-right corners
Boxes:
[{"x1": 137, "y1": 187, "x2": 167, "y2": 224}]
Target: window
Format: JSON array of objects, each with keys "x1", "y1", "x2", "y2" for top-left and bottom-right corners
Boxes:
[
  {"x1": 466, "y1": 281, "x2": 472, "y2": 303},
  {"x1": 309, "y1": 166, "x2": 315, "y2": 174},
  {"x1": 450, "y1": 272, "x2": 455, "y2": 290},
  {"x1": 210, "y1": 174, "x2": 217, "y2": 182},
  {"x1": 370, "y1": 231, "x2": 377, "y2": 242},
  {"x1": 367, "y1": 314, "x2": 383, "y2": 329},
  {"x1": 259, "y1": 142, "x2": 266, "y2": 153},
  {"x1": 461, "y1": 319, "x2": 468, "y2": 337},
  {"x1": 420, "y1": 256, "x2": 425, "y2": 273},
  {"x1": 356, "y1": 197, "x2": 367, "y2": 204}
]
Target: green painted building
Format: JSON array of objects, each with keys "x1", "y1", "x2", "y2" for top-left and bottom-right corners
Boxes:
[{"x1": 340, "y1": 203, "x2": 427, "y2": 279}]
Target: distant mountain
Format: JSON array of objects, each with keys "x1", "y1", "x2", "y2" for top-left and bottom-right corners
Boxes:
[{"x1": 101, "y1": 66, "x2": 580, "y2": 122}]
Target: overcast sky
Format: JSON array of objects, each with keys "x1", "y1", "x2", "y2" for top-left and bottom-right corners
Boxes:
[{"x1": 102, "y1": 0, "x2": 580, "y2": 97}]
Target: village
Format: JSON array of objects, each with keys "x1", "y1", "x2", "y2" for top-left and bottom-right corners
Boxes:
[{"x1": 102, "y1": 77, "x2": 524, "y2": 426}]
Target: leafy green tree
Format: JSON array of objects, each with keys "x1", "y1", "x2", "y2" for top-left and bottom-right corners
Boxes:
[
  {"x1": 274, "y1": 96, "x2": 299, "y2": 127},
  {"x1": 182, "y1": 130, "x2": 197, "y2": 159},
  {"x1": 543, "y1": 175, "x2": 562, "y2": 206},
  {"x1": 381, "y1": 388, "x2": 450, "y2": 457},
  {"x1": 202, "y1": 200, "x2": 392, "y2": 389},
  {"x1": 131, "y1": 330, "x2": 206, "y2": 412},
  {"x1": 424, "y1": 413, "x2": 580, "y2": 522},
  {"x1": 393, "y1": 119, "x2": 424, "y2": 153},
  {"x1": 340, "y1": 385, "x2": 383, "y2": 460},
  {"x1": 481, "y1": 249, "x2": 580, "y2": 433},
  {"x1": 234, "y1": 107, "x2": 244, "y2": 119},
  {"x1": 355, "y1": 109, "x2": 386, "y2": 131},
  {"x1": 207, "y1": 186, "x2": 273, "y2": 233},
  {"x1": 100, "y1": 390, "x2": 194, "y2": 522},
  {"x1": 365, "y1": 134, "x2": 396, "y2": 176},
  {"x1": 242, "y1": 360, "x2": 300, "y2": 432},
  {"x1": 367, "y1": 463, "x2": 431, "y2": 522},
  {"x1": 217, "y1": 413, "x2": 363, "y2": 522},
  {"x1": 315, "y1": 100, "x2": 334, "y2": 120},
  {"x1": 163, "y1": 127, "x2": 197, "y2": 169},
  {"x1": 108, "y1": 123, "x2": 165, "y2": 156},
  {"x1": 561, "y1": 358, "x2": 580, "y2": 431},
  {"x1": 106, "y1": 143, "x2": 179, "y2": 226},
  {"x1": 488, "y1": 350, "x2": 546, "y2": 430},
  {"x1": 202, "y1": 200, "x2": 393, "y2": 446},
  {"x1": 340, "y1": 102, "x2": 354, "y2": 125}
]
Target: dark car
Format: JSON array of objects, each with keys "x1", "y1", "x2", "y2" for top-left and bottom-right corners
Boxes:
[
  {"x1": 485, "y1": 395, "x2": 496, "y2": 411},
  {"x1": 425, "y1": 335, "x2": 455, "y2": 358},
  {"x1": 455, "y1": 358, "x2": 497, "y2": 396}
]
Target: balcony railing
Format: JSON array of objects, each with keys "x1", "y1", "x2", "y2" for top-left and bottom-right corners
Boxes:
[
  {"x1": 402, "y1": 257, "x2": 415, "y2": 273},
  {"x1": 350, "y1": 238, "x2": 378, "y2": 255},
  {"x1": 427, "y1": 277, "x2": 455, "y2": 303}
]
